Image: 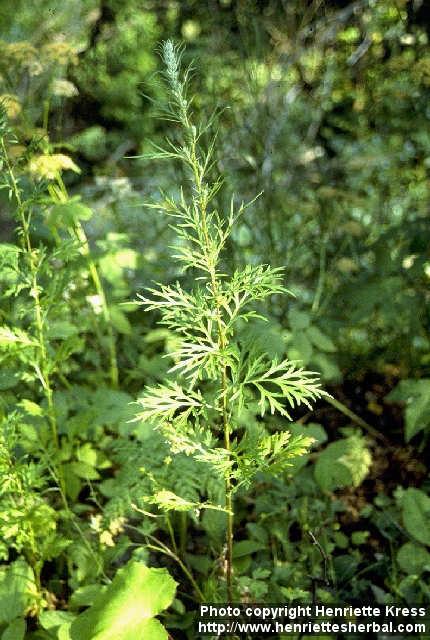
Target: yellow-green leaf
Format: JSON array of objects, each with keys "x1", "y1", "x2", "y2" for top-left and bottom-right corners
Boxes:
[{"x1": 70, "y1": 561, "x2": 176, "y2": 640}]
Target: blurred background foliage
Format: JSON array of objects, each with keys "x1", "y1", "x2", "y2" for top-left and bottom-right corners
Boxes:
[
  {"x1": 1, "y1": 0, "x2": 430, "y2": 631},
  {"x1": 1, "y1": 0, "x2": 429, "y2": 382}
]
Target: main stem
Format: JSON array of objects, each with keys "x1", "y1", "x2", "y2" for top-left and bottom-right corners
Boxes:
[
  {"x1": 170, "y1": 49, "x2": 235, "y2": 599},
  {"x1": 213, "y1": 300, "x2": 233, "y2": 603},
  {"x1": 208, "y1": 259, "x2": 234, "y2": 603},
  {"x1": 190, "y1": 144, "x2": 234, "y2": 603},
  {"x1": 222, "y1": 362, "x2": 233, "y2": 603}
]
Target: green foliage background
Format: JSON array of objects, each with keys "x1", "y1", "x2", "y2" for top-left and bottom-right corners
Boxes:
[{"x1": 0, "y1": 1, "x2": 429, "y2": 638}]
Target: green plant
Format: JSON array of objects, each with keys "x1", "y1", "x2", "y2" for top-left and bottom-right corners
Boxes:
[
  {"x1": 135, "y1": 41, "x2": 327, "y2": 602},
  {"x1": 2, "y1": 8, "x2": 429, "y2": 633},
  {"x1": 0, "y1": 106, "x2": 124, "y2": 619},
  {"x1": 70, "y1": 560, "x2": 177, "y2": 640},
  {"x1": 386, "y1": 379, "x2": 430, "y2": 443},
  {"x1": 314, "y1": 430, "x2": 372, "y2": 493}
]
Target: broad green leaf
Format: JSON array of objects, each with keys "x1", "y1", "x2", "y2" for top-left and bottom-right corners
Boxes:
[
  {"x1": 314, "y1": 441, "x2": 351, "y2": 492},
  {"x1": 0, "y1": 560, "x2": 36, "y2": 625},
  {"x1": 1, "y1": 618, "x2": 25, "y2": 640},
  {"x1": 397, "y1": 542, "x2": 430, "y2": 575},
  {"x1": 69, "y1": 461, "x2": 100, "y2": 480},
  {"x1": 70, "y1": 585, "x2": 106, "y2": 608},
  {"x1": 232, "y1": 540, "x2": 265, "y2": 558},
  {"x1": 63, "y1": 464, "x2": 82, "y2": 501},
  {"x1": 333, "y1": 555, "x2": 359, "y2": 583},
  {"x1": 315, "y1": 435, "x2": 371, "y2": 492},
  {"x1": 184, "y1": 554, "x2": 213, "y2": 575},
  {"x1": 351, "y1": 530, "x2": 370, "y2": 545},
  {"x1": 58, "y1": 623, "x2": 73, "y2": 640},
  {"x1": 333, "y1": 531, "x2": 349, "y2": 549},
  {"x1": 402, "y1": 488, "x2": 430, "y2": 546},
  {"x1": 70, "y1": 561, "x2": 177, "y2": 640},
  {"x1": 404, "y1": 390, "x2": 430, "y2": 441},
  {"x1": 77, "y1": 443, "x2": 98, "y2": 468},
  {"x1": 386, "y1": 379, "x2": 430, "y2": 441},
  {"x1": 397, "y1": 575, "x2": 422, "y2": 602},
  {"x1": 280, "y1": 587, "x2": 310, "y2": 601},
  {"x1": 39, "y1": 611, "x2": 76, "y2": 631}
]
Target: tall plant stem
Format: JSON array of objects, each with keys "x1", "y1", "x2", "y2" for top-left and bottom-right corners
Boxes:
[
  {"x1": 190, "y1": 143, "x2": 234, "y2": 602},
  {"x1": 164, "y1": 43, "x2": 235, "y2": 601},
  {"x1": 222, "y1": 366, "x2": 234, "y2": 603},
  {"x1": 1, "y1": 139, "x2": 65, "y2": 493},
  {"x1": 208, "y1": 265, "x2": 234, "y2": 603}
]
